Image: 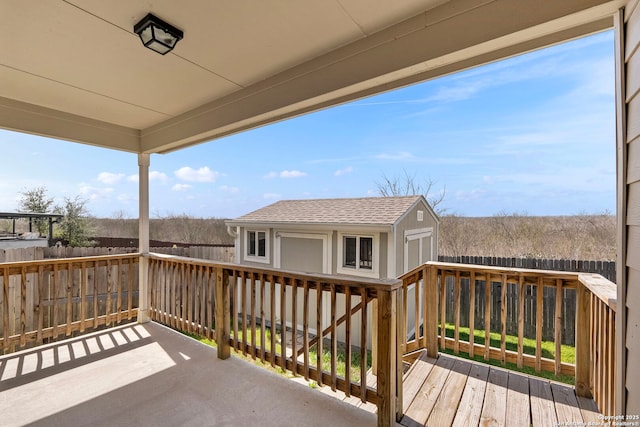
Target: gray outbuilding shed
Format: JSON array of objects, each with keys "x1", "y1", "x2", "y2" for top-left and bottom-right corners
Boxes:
[{"x1": 226, "y1": 195, "x2": 439, "y2": 279}]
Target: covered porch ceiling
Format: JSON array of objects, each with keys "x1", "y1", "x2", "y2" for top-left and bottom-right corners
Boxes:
[{"x1": 0, "y1": 0, "x2": 625, "y2": 155}]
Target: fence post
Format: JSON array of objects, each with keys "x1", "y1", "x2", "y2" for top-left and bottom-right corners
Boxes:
[
  {"x1": 376, "y1": 285, "x2": 399, "y2": 427},
  {"x1": 425, "y1": 265, "x2": 438, "y2": 358},
  {"x1": 215, "y1": 267, "x2": 231, "y2": 360},
  {"x1": 575, "y1": 282, "x2": 592, "y2": 397}
]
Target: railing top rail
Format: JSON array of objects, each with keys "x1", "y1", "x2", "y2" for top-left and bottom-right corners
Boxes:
[
  {"x1": 0, "y1": 252, "x2": 141, "y2": 269},
  {"x1": 147, "y1": 252, "x2": 402, "y2": 291},
  {"x1": 578, "y1": 273, "x2": 617, "y2": 311},
  {"x1": 399, "y1": 261, "x2": 617, "y2": 311},
  {"x1": 400, "y1": 261, "x2": 582, "y2": 281}
]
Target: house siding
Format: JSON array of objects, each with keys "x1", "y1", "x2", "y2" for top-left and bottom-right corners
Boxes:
[{"x1": 621, "y1": 1, "x2": 640, "y2": 413}]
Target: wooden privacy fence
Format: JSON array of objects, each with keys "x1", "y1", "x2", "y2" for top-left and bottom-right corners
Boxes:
[
  {"x1": 146, "y1": 253, "x2": 404, "y2": 426},
  {"x1": 440, "y1": 275, "x2": 577, "y2": 345},
  {"x1": 0, "y1": 254, "x2": 139, "y2": 354},
  {"x1": 438, "y1": 255, "x2": 616, "y2": 283},
  {"x1": 0, "y1": 245, "x2": 235, "y2": 263},
  {"x1": 400, "y1": 261, "x2": 617, "y2": 416}
]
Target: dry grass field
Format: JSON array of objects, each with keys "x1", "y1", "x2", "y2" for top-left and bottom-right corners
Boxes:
[
  {"x1": 439, "y1": 213, "x2": 616, "y2": 261},
  {"x1": 4, "y1": 213, "x2": 613, "y2": 261}
]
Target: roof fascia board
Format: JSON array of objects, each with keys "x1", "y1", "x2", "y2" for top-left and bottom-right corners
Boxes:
[
  {"x1": 0, "y1": 96, "x2": 140, "y2": 152},
  {"x1": 225, "y1": 221, "x2": 392, "y2": 233},
  {"x1": 141, "y1": 0, "x2": 622, "y2": 154}
]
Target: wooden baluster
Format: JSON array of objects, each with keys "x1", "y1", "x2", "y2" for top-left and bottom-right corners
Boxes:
[
  {"x1": 280, "y1": 276, "x2": 286, "y2": 373},
  {"x1": 2, "y1": 267, "x2": 8, "y2": 353},
  {"x1": 250, "y1": 272, "x2": 257, "y2": 359},
  {"x1": 535, "y1": 277, "x2": 543, "y2": 373},
  {"x1": 53, "y1": 263, "x2": 60, "y2": 338},
  {"x1": 65, "y1": 263, "x2": 73, "y2": 335},
  {"x1": 330, "y1": 283, "x2": 337, "y2": 391},
  {"x1": 359, "y1": 288, "x2": 367, "y2": 403},
  {"x1": 317, "y1": 281, "x2": 323, "y2": 387},
  {"x1": 214, "y1": 267, "x2": 230, "y2": 360},
  {"x1": 575, "y1": 281, "x2": 591, "y2": 397},
  {"x1": 106, "y1": 260, "x2": 112, "y2": 326},
  {"x1": 484, "y1": 273, "x2": 490, "y2": 361},
  {"x1": 425, "y1": 266, "x2": 438, "y2": 358},
  {"x1": 440, "y1": 272, "x2": 446, "y2": 350},
  {"x1": 242, "y1": 271, "x2": 248, "y2": 356},
  {"x1": 303, "y1": 279, "x2": 310, "y2": 380},
  {"x1": 116, "y1": 259, "x2": 123, "y2": 324},
  {"x1": 554, "y1": 279, "x2": 562, "y2": 375},
  {"x1": 517, "y1": 275, "x2": 524, "y2": 369},
  {"x1": 128, "y1": 258, "x2": 135, "y2": 320},
  {"x1": 37, "y1": 265, "x2": 45, "y2": 344},
  {"x1": 209, "y1": 266, "x2": 216, "y2": 339},
  {"x1": 344, "y1": 285, "x2": 352, "y2": 397},
  {"x1": 20, "y1": 266, "x2": 27, "y2": 347},
  {"x1": 290, "y1": 277, "x2": 297, "y2": 373},
  {"x1": 260, "y1": 273, "x2": 266, "y2": 364},
  {"x1": 454, "y1": 270, "x2": 461, "y2": 354},
  {"x1": 469, "y1": 271, "x2": 476, "y2": 358},
  {"x1": 270, "y1": 275, "x2": 276, "y2": 367},
  {"x1": 500, "y1": 274, "x2": 507, "y2": 365}
]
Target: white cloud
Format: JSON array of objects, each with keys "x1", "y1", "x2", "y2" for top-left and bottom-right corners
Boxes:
[
  {"x1": 280, "y1": 170, "x2": 307, "y2": 178},
  {"x1": 79, "y1": 183, "x2": 114, "y2": 201},
  {"x1": 220, "y1": 185, "x2": 240, "y2": 193},
  {"x1": 263, "y1": 193, "x2": 281, "y2": 199},
  {"x1": 127, "y1": 174, "x2": 138, "y2": 182},
  {"x1": 263, "y1": 171, "x2": 278, "y2": 179},
  {"x1": 97, "y1": 172, "x2": 124, "y2": 185},
  {"x1": 334, "y1": 166, "x2": 353, "y2": 176},
  {"x1": 172, "y1": 184, "x2": 192, "y2": 192},
  {"x1": 175, "y1": 166, "x2": 220, "y2": 182},
  {"x1": 150, "y1": 171, "x2": 169, "y2": 183}
]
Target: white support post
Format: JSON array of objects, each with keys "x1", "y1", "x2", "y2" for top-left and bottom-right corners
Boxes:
[{"x1": 138, "y1": 153, "x2": 151, "y2": 323}]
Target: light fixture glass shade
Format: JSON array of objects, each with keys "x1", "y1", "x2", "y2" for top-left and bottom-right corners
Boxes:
[{"x1": 134, "y1": 13, "x2": 183, "y2": 55}]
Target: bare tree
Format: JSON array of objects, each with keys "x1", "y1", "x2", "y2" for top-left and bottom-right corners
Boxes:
[{"x1": 376, "y1": 170, "x2": 447, "y2": 215}]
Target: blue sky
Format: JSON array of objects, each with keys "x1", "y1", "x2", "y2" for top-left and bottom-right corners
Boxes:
[{"x1": 1, "y1": 30, "x2": 615, "y2": 219}]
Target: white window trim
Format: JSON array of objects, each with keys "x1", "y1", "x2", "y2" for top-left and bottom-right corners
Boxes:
[
  {"x1": 244, "y1": 229, "x2": 270, "y2": 264},
  {"x1": 337, "y1": 232, "x2": 379, "y2": 279}
]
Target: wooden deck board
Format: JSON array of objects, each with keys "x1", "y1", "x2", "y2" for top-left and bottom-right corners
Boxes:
[
  {"x1": 401, "y1": 355, "x2": 455, "y2": 427},
  {"x1": 480, "y1": 368, "x2": 508, "y2": 427},
  {"x1": 577, "y1": 395, "x2": 600, "y2": 423},
  {"x1": 402, "y1": 350, "x2": 436, "y2": 410},
  {"x1": 552, "y1": 382, "x2": 583, "y2": 424},
  {"x1": 427, "y1": 358, "x2": 472, "y2": 426},
  {"x1": 451, "y1": 363, "x2": 490, "y2": 427},
  {"x1": 530, "y1": 377, "x2": 558, "y2": 427},
  {"x1": 393, "y1": 353, "x2": 602, "y2": 427},
  {"x1": 506, "y1": 372, "x2": 530, "y2": 427}
]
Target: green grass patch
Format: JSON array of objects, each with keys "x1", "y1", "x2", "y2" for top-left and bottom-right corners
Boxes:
[
  {"x1": 308, "y1": 342, "x2": 372, "y2": 383},
  {"x1": 440, "y1": 323, "x2": 575, "y2": 384}
]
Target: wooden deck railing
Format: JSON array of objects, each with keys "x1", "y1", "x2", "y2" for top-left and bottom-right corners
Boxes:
[
  {"x1": 0, "y1": 254, "x2": 139, "y2": 354},
  {"x1": 146, "y1": 253, "x2": 404, "y2": 426},
  {"x1": 399, "y1": 261, "x2": 617, "y2": 416}
]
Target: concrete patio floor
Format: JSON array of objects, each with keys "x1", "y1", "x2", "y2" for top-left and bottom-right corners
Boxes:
[{"x1": 0, "y1": 322, "x2": 376, "y2": 427}]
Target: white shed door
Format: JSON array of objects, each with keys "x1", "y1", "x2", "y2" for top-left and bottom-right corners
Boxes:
[{"x1": 404, "y1": 228, "x2": 433, "y2": 273}]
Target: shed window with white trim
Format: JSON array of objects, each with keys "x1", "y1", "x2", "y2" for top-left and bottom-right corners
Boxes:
[
  {"x1": 343, "y1": 236, "x2": 373, "y2": 270},
  {"x1": 245, "y1": 230, "x2": 269, "y2": 262}
]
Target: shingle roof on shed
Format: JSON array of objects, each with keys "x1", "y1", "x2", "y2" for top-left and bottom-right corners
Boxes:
[{"x1": 228, "y1": 196, "x2": 423, "y2": 226}]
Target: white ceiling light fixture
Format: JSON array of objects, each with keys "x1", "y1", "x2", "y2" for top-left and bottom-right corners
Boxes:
[{"x1": 133, "y1": 13, "x2": 184, "y2": 55}]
